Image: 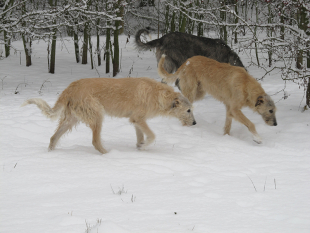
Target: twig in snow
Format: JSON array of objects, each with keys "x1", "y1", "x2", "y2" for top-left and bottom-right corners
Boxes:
[
  {"x1": 274, "y1": 178, "x2": 277, "y2": 190},
  {"x1": 14, "y1": 79, "x2": 28, "y2": 94},
  {"x1": 38, "y1": 79, "x2": 52, "y2": 95},
  {"x1": 247, "y1": 175, "x2": 257, "y2": 192},
  {"x1": 1, "y1": 76, "x2": 7, "y2": 90}
]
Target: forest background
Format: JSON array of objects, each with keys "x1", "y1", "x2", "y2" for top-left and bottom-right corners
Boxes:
[{"x1": 0, "y1": 0, "x2": 310, "y2": 108}]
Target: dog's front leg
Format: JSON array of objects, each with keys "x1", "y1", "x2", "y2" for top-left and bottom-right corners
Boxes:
[
  {"x1": 134, "y1": 121, "x2": 155, "y2": 150},
  {"x1": 231, "y1": 109, "x2": 262, "y2": 144},
  {"x1": 224, "y1": 106, "x2": 233, "y2": 135}
]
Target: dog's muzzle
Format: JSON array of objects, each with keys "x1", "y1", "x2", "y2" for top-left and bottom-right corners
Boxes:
[{"x1": 193, "y1": 121, "x2": 196, "y2": 125}]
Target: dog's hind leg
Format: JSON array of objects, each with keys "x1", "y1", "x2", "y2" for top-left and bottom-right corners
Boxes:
[
  {"x1": 134, "y1": 125, "x2": 145, "y2": 148},
  {"x1": 89, "y1": 115, "x2": 107, "y2": 154},
  {"x1": 49, "y1": 115, "x2": 78, "y2": 151},
  {"x1": 224, "y1": 105, "x2": 233, "y2": 135},
  {"x1": 134, "y1": 120, "x2": 155, "y2": 150},
  {"x1": 231, "y1": 108, "x2": 262, "y2": 144}
]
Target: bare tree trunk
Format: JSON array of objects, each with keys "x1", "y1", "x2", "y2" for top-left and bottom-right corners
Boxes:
[
  {"x1": 22, "y1": 35, "x2": 32, "y2": 67},
  {"x1": 48, "y1": 0, "x2": 57, "y2": 73},
  {"x1": 179, "y1": 1, "x2": 187, "y2": 33},
  {"x1": 3, "y1": 0, "x2": 14, "y2": 57},
  {"x1": 105, "y1": 27, "x2": 111, "y2": 73},
  {"x1": 96, "y1": 19, "x2": 101, "y2": 66},
  {"x1": 73, "y1": 24, "x2": 80, "y2": 63},
  {"x1": 4, "y1": 31, "x2": 11, "y2": 58},
  {"x1": 170, "y1": 8, "x2": 176, "y2": 32},
  {"x1": 220, "y1": 0, "x2": 227, "y2": 43},
  {"x1": 307, "y1": 78, "x2": 310, "y2": 108},
  {"x1": 164, "y1": 5, "x2": 170, "y2": 34},
  {"x1": 196, "y1": 0, "x2": 203, "y2": 37},
  {"x1": 89, "y1": 35, "x2": 94, "y2": 69},
  {"x1": 105, "y1": 0, "x2": 111, "y2": 73},
  {"x1": 234, "y1": 0, "x2": 238, "y2": 44},
  {"x1": 21, "y1": 1, "x2": 32, "y2": 66},
  {"x1": 254, "y1": 1, "x2": 260, "y2": 66},
  {"x1": 112, "y1": 0, "x2": 124, "y2": 77},
  {"x1": 307, "y1": 43, "x2": 310, "y2": 69},
  {"x1": 113, "y1": 20, "x2": 120, "y2": 77},
  {"x1": 267, "y1": 2, "x2": 273, "y2": 67},
  {"x1": 280, "y1": 2, "x2": 285, "y2": 40},
  {"x1": 49, "y1": 32, "x2": 57, "y2": 73},
  {"x1": 82, "y1": 23, "x2": 89, "y2": 65},
  {"x1": 296, "y1": 5, "x2": 308, "y2": 69}
]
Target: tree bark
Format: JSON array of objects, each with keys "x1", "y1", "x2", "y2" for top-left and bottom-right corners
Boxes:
[
  {"x1": 73, "y1": 25, "x2": 80, "y2": 63},
  {"x1": 96, "y1": 18, "x2": 101, "y2": 66},
  {"x1": 220, "y1": 0, "x2": 227, "y2": 43},
  {"x1": 254, "y1": 1, "x2": 260, "y2": 66},
  {"x1": 234, "y1": 0, "x2": 238, "y2": 44},
  {"x1": 82, "y1": 23, "x2": 89, "y2": 65},
  {"x1": 4, "y1": 31, "x2": 11, "y2": 58},
  {"x1": 49, "y1": 32, "x2": 57, "y2": 73},
  {"x1": 307, "y1": 77, "x2": 310, "y2": 108},
  {"x1": 48, "y1": 0, "x2": 57, "y2": 73},
  {"x1": 22, "y1": 35, "x2": 32, "y2": 67},
  {"x1": 3, "y1": 0, "x2": 14, "y2": 57},
  {"x1": 113, "y1": 19, "x2": 120, "y2": 77},
  {"x1": 267, "y1": 2, "x2": 273, "y2": 67},
  {"x1": 112, "y1": 0, "x2": 124, "y2": 77},
  {"x1": 89, "y1": 35, "x2": 94, "y2": 69},
  {"x1": 105, "y1": 27, "x2": 111, "y2": 73}
]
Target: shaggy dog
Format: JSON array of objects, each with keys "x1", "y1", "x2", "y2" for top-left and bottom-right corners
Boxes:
[
  {"x1": 22, "y1": 77, "x2": 196, "y2": 154},
  {"x1": 158, "y1": 55, "x2": 277, "y2": 144},
  {"x1": 135, "y1": 28, "x2": 245, "y2": 74}
]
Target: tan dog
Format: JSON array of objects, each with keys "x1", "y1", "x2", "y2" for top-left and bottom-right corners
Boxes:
[
  {"x1": 158, "y1": 55, "x2": 277, "y2": 143},
  {"x1": 22, "y1": 77, "x2": 196, "y2": 154}
]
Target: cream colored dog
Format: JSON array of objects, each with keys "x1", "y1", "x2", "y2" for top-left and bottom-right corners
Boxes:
[
  {"x1": 158, "y1": 55, "x2": 277, "y2": 143},
  {"x1": 22, "y1": 77, "x2": 196, "y2": 154}
]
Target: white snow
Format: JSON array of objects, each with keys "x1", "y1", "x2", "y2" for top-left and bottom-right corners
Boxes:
[
  {"x1": 1, "y1": 35, "x2": 310, "y2": 233},
  {"x1": 186, "y1": 60, "x2": 190, "y2": 65}
]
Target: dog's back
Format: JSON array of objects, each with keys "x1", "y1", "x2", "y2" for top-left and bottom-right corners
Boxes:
[
  {"x1": 135, "y1": 29, "x2": 245, "y2": 73},
  {"x1": 179, "y1": 56, "x2": 259, "y2": 102},
  {"x1": 159, "y1": 55, "x2": 264, "y2": 106},
  {"x1": 57, "y1": 77, "x2": 179, "y2": 119}
]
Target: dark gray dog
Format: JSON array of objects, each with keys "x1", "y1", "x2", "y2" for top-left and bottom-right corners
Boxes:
[{"x1": 135, "y1": 28, "x2": 245, "y2": 73}]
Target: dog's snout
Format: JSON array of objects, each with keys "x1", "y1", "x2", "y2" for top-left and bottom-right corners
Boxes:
[
  {"x1": 273, "y1": 121, "x2": 277, "y2": 126},
  {"x1": 193, "y1": 121, "x2": 196, "y2": 125}
]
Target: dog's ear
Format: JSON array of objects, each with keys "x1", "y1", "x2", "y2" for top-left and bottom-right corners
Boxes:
[
  {"x1": 172, "y1": 98, "x2": 180, "y2": 108},
  {"x1": 255, "y1": 96, "x2": 264, "y2": 107}
]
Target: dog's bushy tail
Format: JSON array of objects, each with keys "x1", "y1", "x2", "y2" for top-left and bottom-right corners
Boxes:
[
  {"x1": 21, "y1": 98, "x2": 64, "y2": 121},
  {"x1": 158, "y1": 54, "x2": 178, "y2": 84},
  {"x1": 135, "y1": 28, "x2": 161, "y2": 51}
]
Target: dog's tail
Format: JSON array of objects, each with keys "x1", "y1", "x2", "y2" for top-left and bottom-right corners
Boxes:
[
  {"x1": 21, "y1": 98, "x2": 64, "y2": 121},
  {"x1": 158, "y1": 54, "x2": 178, "y2": 84},
  {"x1": 135, "y1": 28, "x2": 161, "y2": 51}
]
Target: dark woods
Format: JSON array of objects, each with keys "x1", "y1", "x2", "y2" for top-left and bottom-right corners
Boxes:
[{"x1": 0, "y1": 0, "x2": 309, "y2": 107}]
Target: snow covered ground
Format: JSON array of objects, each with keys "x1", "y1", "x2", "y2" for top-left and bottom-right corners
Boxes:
[{"x1": 1, "y1": 35, "x2": 310, "y2": 233}]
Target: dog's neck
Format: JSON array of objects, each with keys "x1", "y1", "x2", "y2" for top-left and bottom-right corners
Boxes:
[{"x1": 246, "y1": 81, "x2": 266, "y2": 110}]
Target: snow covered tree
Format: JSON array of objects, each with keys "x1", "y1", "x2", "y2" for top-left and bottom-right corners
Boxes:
[{"x1": 1, "y1": 0, "x2": 14, "y2": 58}]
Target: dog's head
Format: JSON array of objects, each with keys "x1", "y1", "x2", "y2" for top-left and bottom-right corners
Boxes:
[
  {"x1": 255, "y1": 95, "x2": 277, "y2": 126},
  {"x1": 171, "y1": 95, "x2": 196, "y2": 126}
]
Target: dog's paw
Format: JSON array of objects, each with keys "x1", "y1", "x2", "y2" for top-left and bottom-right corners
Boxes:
[
  {"x1": 253, "y1": 134, "x2": 262, "y2": 144},
  {"x1": 137, "y1": 142, "x2": 146, "y2": 150}
]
